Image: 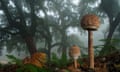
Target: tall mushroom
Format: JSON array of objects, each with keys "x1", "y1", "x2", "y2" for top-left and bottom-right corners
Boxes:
[
  {"x1": 81, "y1": 14, "x2": 100, "y2": 69},
  {"x1": 69, "y1": 45, "x2": 81, "y2": 69}
]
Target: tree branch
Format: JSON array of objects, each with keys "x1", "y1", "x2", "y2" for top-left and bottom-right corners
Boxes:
[
  {"x1": 13, "y1": 0, "x2": 26, "y2": 27},
  {"x1": 28, "y1": 0, "x2": 37, "y2": 36},
  {"x1": 0, "y1": 0, "x2": 15, "y2": 26},
  {"x1": 0, "y1": 29, "x2": 19, "y2": 35},
  {"x1": 51, "y1": 42, "x2": 62, "y2": 48}
]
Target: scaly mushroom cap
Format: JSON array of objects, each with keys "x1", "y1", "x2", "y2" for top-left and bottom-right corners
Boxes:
[
  {"x1": 81, "y1": 14, "x2": 100, "y2": 30},
  {"x1": 69, "y1": 45, "x2": 80, "y2": 59},
  {"x1": 23, "y1": 52, "x2": 47, "y2": 68}
]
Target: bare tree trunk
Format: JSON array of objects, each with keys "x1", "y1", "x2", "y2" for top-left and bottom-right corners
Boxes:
[
  {"x1": 61, "y1": 36, "x2": 67, "y2": 56},
  {"x1": 47, "y1": 41, "x2": 51, "y2": 63},
  {"x1": 23, "y1": 36, "x2": 37, "y2": 56},
  {"x1": 107, "y1": 13, "x2": 120, "y2": 41},
  {"x1": 100, "y1": 13, "x2": 120, "y2": 55}
]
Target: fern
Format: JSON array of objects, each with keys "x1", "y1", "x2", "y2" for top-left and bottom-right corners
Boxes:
[
  {"x1": 59, "y1": 53, "x2": 68, "y2": 66},
  {"x1": 6, "y1": 55, "x2": 22, "y2": 65},
  {"x1": 51, "y1": 52, "x2": 69, "y2": 68},
  {"x1": 94, "y1": 38, "x2": 120, "y2": 56},
  {"x1": 16, "y1": 64, "x2": 38, "y2": 72},
  {"x1": 6, "y1": 55, "x2": 50, "y2": 72}
]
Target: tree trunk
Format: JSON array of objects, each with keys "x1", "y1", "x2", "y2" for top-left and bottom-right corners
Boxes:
[
  {"x1": 47, "y1": 41, "x2": 51, "y2": 64},
  {"x1": 61, "y1": 36, "x2": 67, "y2": 56},
  {"x1": 107, "y1": 13, "x2": 120, "y2": 39},
  {"x1": 23, "y1": 36, "x2": 37, "y2": 56},
  {"x1": 0, "y1": 0, "x2": 38, "y2": 56},
  {"x1": 99, "y1": 13, "x2": 120, "y2": 55}
]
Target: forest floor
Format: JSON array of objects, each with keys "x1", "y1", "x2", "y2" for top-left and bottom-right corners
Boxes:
[{"x1": 0, "y1": 52, "x2": 120, "y2": 72}]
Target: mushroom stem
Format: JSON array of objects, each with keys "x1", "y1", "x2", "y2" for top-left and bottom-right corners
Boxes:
[
  {"x1": 88, "y1": 30, "x2": 94, "y2": 69},
  {"x1": 74, "y1": 59, "x2": 77, "y2": 69}
]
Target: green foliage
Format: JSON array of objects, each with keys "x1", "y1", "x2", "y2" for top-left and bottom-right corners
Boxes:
[
  {"x1": 81, "y1": 54, "x2": 89, "y2": 58},
  {"x1": 6, "y1": 55, "x2": 22, "y2": 65},
  {"x1": 51, "y1": 52, "x2": 69, "y2": 68},
  {"x1": 6, "y1": 55, "x2": 51, "y2": 72},
  {"x1": 37, "y1": 67, "x2": 52, "y2": 72},
  {"x1": 60, "y1": 53, "x2": 68, "y2": 66},
  {"x1": 94, "y1": 38, "x2": 120, "y2": 56},
  {"x1": 16, "y1": 64, "x2": 38, "y2": 72},
  {"x1": 99, "y1": 38, "x2": 120, "y2": 43},
  {"x1": 78, "y1": 58, "x2": 84, "y2": 65},
  {"x1": 0, "y1": 63, "x2": 2, "y2": 68},
  {"x1": 16, "y1": 64, "x2": 51, "y2": 72}
]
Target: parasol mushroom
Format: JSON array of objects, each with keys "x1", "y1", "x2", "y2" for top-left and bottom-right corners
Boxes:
[
  {"x1": 69, "y1": 45, "x2": 81, "y2": 69},
  {"x1": 81, "y1": 14, "x2": 100, "y2": 30},
  {"x1": 23, "y1": 52, "x2": 47, "y2": 68},
  {"x1": 81, "y1": 14, "x2": 100, "y2": 69}
]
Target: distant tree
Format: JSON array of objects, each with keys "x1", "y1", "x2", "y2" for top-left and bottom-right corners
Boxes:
[
  {"x1": 99, "y1": 0, "x2": 120, "y2": 55},
  {"x1": 0, "y1": 0, "x2": 46, "y2": 55}
]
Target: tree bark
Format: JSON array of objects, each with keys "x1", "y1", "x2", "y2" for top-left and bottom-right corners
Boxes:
[
  {"x1": 99, "y1": 13, "x2": 120, "y2": 55},
  {"x1": 0, "y1": 0, "x2": 37, "y2": 56},
  {"x1": 47, "y1": 41, "x2": 52, "y2": 63},
  {"x1": 107, "y1": 13, "x2": 120, "y2": 41},
  {"x1": 23, "y1": 36, "x2": 37, "y2": 56}
]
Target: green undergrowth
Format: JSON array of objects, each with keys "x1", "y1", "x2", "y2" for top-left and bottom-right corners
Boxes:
[{"x1": 6, "y1": 55, "x2": 52, "y2": 72}]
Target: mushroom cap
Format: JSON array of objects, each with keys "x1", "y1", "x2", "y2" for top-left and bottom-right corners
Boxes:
[
  {"x1": 23, "y1": 52, "x2": 47, "y2": 68},
  {"x1": 81, "y1": 14, "x2": 100, "y2": 30},
  {"x1": 31, "y1": 52, "x2": 47, "y2": 63},
  {"x1": 69, "y1": 45, "x2": 81, "y2": 59}
]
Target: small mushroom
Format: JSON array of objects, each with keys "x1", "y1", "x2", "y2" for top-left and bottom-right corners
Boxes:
[{"x1": 69, "y1": 45, "x2": 81, "y2": 69}]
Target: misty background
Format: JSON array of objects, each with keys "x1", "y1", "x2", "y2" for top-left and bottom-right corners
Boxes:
[{"x1": 0, "y1": 0, "x2": 120, "y2": 63}]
